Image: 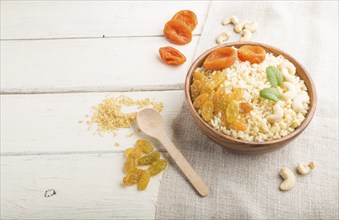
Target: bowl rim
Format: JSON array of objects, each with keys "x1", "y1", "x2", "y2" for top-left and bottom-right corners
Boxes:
[{"x1": 184, "y1": 41, "x2": 317, "y2": 146}]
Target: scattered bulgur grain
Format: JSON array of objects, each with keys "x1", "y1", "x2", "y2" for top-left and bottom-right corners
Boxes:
[
  {"x1": 114, "y1": 142, "x2": 120, "y2": 147},
  {"x1": 78, "y1": 120, "x2": 83, "y2": 124},
  {"x1": 126, "y1": 133, "x2": 135, "y2": 138},
  {"x1": 87, "y1": 95, "x2": 163, "y2": 135}
]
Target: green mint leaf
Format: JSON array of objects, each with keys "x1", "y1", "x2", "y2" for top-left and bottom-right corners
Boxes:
[
  {"x1": 266, "y1": 66, "x2": 284, "y2": 87},
  {"x1": 266, "y1": 66, "x2": 278, "y2": 87},
  {"x1": 260, "y1": 88, "x2": 281, "y2": 102},
  {"x1": 275, "y1": 69, "x2": 283, "y2": 86},
  {"x1": 267, "y1": 87, "x2": 281, "y2": 98}
]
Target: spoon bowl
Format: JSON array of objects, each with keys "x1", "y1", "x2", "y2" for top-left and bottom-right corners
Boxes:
[
  {"x1": 137, "y1": 108, "x2": 166, "y2": 138},
  {"x1": 137, "y1": 108, "x2": 209, "y2": 197}
]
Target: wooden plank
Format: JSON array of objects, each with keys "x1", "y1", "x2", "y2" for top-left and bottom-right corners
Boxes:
[
  {"x1": 1, "y1": 90, "x2": 185, "y2": 154},
  {"x1": 1, "y1": 36, "x2": 199, "y2": 93},
  {"x1": 1, "y1": 1, "x2": 210, "y2": 40},
  {"x1": 0, "y1": 153, "x2": 165, "y2": 219}
]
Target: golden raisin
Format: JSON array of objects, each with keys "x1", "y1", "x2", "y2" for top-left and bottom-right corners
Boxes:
[
  {"x1": 193, "y1": 93, "x2": 209, "y2": 109},
  {"x1": 233, "y1": 88, "x2": 243, "y2": 100},
  {"x1": 124, "y1": 155, "x2": 138, "y2": 174},
  {"x1": 138, "y1": 152, "x2": 161, "y2": 166},
  {"x1": 200, "y1": 81, "x2": 214, "y2": 94},
  {"x1": 226, "y1": 100, "x2": 239, "y2": 123},
  {"x1": 191, "y1": 80, "x2": 202, "y2": 100},
  {"x1": 213, "y1": 88, "x2": 228, "y2": 113},
  {"x1": 125, "y1": 147, "x2": 143, "y2": 158},
  {"x1": 200, "y1": 73, "x2": 226, "y2": 94},
  {"x1": 201, "y1": 99, "x2": 214, "y2": 122},
  {"x1": 137, "y1": 170, "x2": 151, "y2": 191},
  {"x1": 135, "y1": 139, "x2": 154, "y2": 154},
  {"x1": 225, "y1": 93, "x2": 234, "y2": 105},
  {"x1": 149, "y1": 159, "x2": 168, "y2": 176},
  {"x1": 193, "y1": 72, "x2": 208, "y2": 83},
  {"x1": 211, "y1": 72, "x2": 227, "y2": 88},
  {"x1": 122, "y1": 169, "x2": 143, "y2": 186},
  {"x1": 221, "y1": 110, "x2": 230, "y2": 128}
]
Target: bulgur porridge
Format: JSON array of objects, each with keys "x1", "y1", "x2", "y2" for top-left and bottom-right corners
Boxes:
[{"x1": 190, "y1": 45, "x2": 310, "y2": 142}]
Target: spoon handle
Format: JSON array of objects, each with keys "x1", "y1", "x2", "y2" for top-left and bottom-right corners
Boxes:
[{"x1": 159, "y1": 135, "x2": 209, "y2": 197}]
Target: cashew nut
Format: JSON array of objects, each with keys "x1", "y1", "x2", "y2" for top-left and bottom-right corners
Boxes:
[
  {"x1": 222, "y1": 18, "x2": 231, "y2": 25},
  {"x1": 281, "y1": 68, "x2": 298, "y2": 84},
  {"x1": 279, "y1": 167, "x2": 296, "y2": 191},
  {"x1": 222, "y1": 15, "x2": 239, "y2": 25},
  {"x1": 240, "y1": 29, "x2": 252, "y2": 41},
  {"x1": 216, "y1": 32, "x2": 231, "y2": 44},
  {"x1": 234, "y1": 20, "x2": 252, "y2": 33},
  {"x1": 308, "y1": 161, "x2": 316, "y2": 170},
  {"x1": 282, "y1": 82, "x2": 297, "y2": 100},
  {"x1": 296, "y1": 161, "x2": 316, "y2": 175},
  {"x1": 292, "y1": 91, "x2": 310, "y2": 112},
  {"x1": 234, "y1": 24, "x2": 243, "y2": 33},
  {"x1": 244, "y1": 21, "x2": 258, "y2": 33},
  {"x1": 266, "y1": 102, "x2": 284, "y2": 123},
  {"x1": 278, "y1": 61, "x2": 296, "y2": 75}
]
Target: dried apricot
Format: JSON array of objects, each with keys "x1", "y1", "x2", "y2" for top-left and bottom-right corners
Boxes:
[
  {"x1": 232, "y1": 119, "x2": 247, "y2": 131},
  {"x1": 164, "y1": 19, "x2": 192, "y2": 45},
  {"x1": 203, "y1": 47, "x2": 237, "y2": 70},
  {"x1": 122, "y1": 169, "x2": 143, "y2": 186},
  {"x1": 193, "y1": 93, "x2": 209, "y2": 109},
  {"x1": 201, "y1": 99, "x2": 214, "y2": 122},
  {"x1": 191, "y1": 80, "x2": 202, "y2": 100},
  {"x1": 172, "y1": 10, "x2": 198, "y2": 31},
  {"x1": 238, "y1": 45, "x2": 266, "y2": 64},
  {"x1": 138, "y1": 152, "x2": 161, "y2": 166},
  {"x1": 239, "y1": 102, "x2": 253, "y2": 114},
  {"x1": 159, "y1": 46, "x2": 186, "y2": 65},
  {"x1": 226, "y1": 100, "x2": 239, "y2": 123},
  {"x1": 137, "y1": 170, "x2": 151, "y2": 191},
  {"x1": 149, "y1": 159, "x2": 168, "y2": 176},
  {"x1": 135, "y1": 139, "x2": 153, "y2": 154}
]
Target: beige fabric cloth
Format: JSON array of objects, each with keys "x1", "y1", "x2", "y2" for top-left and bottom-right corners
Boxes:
[{"x1": 156, "y1": 1, "x2": 338, "y2": 219}]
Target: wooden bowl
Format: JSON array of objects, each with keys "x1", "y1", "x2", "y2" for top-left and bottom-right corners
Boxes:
[{"x1": 184, "y1": 42, "x2": 317, "y2": 154}]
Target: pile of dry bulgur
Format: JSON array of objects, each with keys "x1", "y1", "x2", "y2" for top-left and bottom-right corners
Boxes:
[{"x1": 87, "y1": 95, "x2": 163, "y2": 135}]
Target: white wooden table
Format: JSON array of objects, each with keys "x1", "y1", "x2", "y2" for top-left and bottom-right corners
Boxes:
[{"x1": 1, "y1": 1, "x2": 211, "y2": 219}]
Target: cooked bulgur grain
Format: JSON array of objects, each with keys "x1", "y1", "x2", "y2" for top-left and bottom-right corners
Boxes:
[{"x1": 194, "y1": 51, "x2": 310, "y2": 142}]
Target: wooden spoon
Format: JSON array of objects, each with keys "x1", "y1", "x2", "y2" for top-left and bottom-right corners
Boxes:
[{"x1": 137, "y1": 108, "x2": 209, "y2": 197}]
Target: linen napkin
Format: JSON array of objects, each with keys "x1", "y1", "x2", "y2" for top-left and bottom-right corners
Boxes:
[{"x1": 156, "y1": 1, "x2": 338, "y2": 219}]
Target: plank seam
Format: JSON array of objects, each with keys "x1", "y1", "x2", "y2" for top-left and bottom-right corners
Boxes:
[
  {"x1": 0, "y1": 34, "x2": 201, "y2": 41},
  {"x1": 1, "y1": 150, "x2": 168, "y2": 157},
  {"x1": 0, "y1": 84, "x2": 185, "y2": 95}
]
